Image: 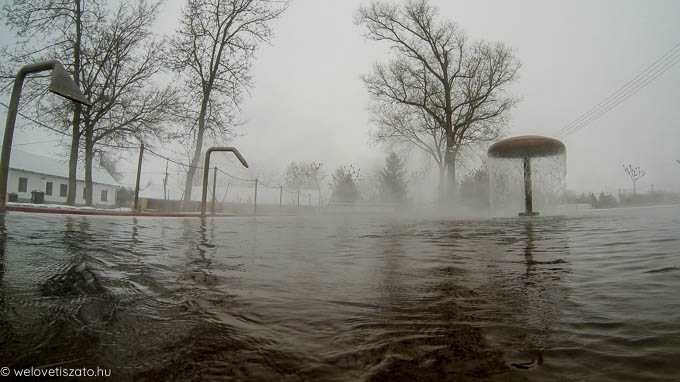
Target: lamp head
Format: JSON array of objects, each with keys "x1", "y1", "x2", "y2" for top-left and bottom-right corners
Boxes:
[
  {"x1": 232, "y1": 149, "x2": 249, "y2": 168},
  {"x1": 48, "y1": 62, "x2": 91, "y2": 106}
]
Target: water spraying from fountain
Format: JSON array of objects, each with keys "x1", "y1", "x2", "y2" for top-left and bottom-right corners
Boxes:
[{"x1": 488, "y1": 136, "x2": 566, "y2": 216}]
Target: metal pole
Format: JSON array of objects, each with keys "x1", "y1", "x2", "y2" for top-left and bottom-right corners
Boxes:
[
  {"x1": 522, "y1": 156, "x2": 534, "y2": 216},
  {"x1": 0, "y1": 61, "x2": 89, "y2": 212},
  {"x1": 253, "y1": 178, "x2": 258, "y2": 215},
  {"x1": 297, "y1": 190, "x2": 300, "y2": 208},
  {"x1": 279, "y1": 185, "x2": 283, "y2": 208},
  {"x1": 211, "y1": 166, "x2": 217, "y2": 215},
  {"x1": 134, "y1": 143, "x2": 144, "y2": 212},
  {"x1": 201, "y1": 147, "x2": 249, "y2": 217},
  {"x1": 0, "y1": 76, "x2": 26, "y2": 211}
]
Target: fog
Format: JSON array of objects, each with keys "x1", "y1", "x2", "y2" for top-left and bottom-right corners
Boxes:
[{"x1": 1, "y1": 0, "x2": 679, "y2": 200}]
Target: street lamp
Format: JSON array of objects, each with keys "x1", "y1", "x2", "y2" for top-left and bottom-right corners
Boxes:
[{"x1": 0, "y1": 60, "x2": 91, "y2": 211}]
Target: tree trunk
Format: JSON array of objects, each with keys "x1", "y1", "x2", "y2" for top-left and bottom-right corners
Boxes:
[
  {"x1": 84, "y1": 123, "x2": 94, "y2": 206},
  {"x1": 437, "y1": 163, "x2": 446, "y2": 201},
  {"x1": 66, "y1": 0, "x2": 82, "y2": 206},
  {"x1": 67, "y1": 121, "x2": 79, "y2": 205},
  {"x1": 444, "y1": 133, "x2": 458, "y2": 201},
  {"x1": 182, "y1": 94, "x2": 209, "y2": 207}
]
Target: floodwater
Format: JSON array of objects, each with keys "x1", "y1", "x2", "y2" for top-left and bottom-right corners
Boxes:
[{"x1": 0, "y1": 206, "x2": 678, "y2": 381}]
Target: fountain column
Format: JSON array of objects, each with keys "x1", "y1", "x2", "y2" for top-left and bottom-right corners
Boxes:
[{"x1": 523, "y1": 157, "x2": 533, "y2": 216}]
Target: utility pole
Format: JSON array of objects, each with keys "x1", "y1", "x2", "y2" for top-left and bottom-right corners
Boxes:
[
  {"x1": 253, "y1": 178, "x2": 258, "y2": 215},
  {"x1": 211, "y1": 166, "x2": 217, "y2": 215},
  {"x1": 163, "y1": 161, "x2": 169, "y2": 200},
  {"x1": 134, "y1": 143, "x2": 144, "y2": 212}
]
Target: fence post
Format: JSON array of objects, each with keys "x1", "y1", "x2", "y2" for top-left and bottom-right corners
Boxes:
[
  {"x1": 297, "y1": 190, "x2": 300, "y2": 208},
  {"x1": 211, "y1": 166, "x2": 217, "y2": 215},
  {"x1": 279, "y1": 185, "x2": 283, "y2": 208},
  {"x1": 254, "y1": 178, "x2": 258, "y2": 215},
  {"x1": 133, "y1": 143, "x2": 144, "y2": 212}
]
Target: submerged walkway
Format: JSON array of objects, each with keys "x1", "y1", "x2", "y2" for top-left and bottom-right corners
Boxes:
[{"x1": 6, "y1": 204, "x2": 238, "y2": 218}]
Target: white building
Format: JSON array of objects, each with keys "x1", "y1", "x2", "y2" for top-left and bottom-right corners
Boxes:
[{"x1": 7, "y1": 149, "x2": 120, "y2": 207}]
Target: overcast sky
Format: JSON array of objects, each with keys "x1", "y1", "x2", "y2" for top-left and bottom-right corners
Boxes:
[{"x1": 2, "y1": 0, "x2": 680, "y2": 198}]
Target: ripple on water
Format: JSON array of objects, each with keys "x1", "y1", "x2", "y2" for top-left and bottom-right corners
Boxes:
[{"x1": 0, "y1": 207, "x2": 679, "y2": 380}]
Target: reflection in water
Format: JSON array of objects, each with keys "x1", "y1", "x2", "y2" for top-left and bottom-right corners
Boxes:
[
  {"x1": 0, "y1": 215, "x2": 8, "y2": 350},
  {"x1": 474, "y1": 218, "x2": 572, "y2": 372},
  {"x1": 0, "y1": 209, "x2": 678, "y2": 381},
  {"x1": 0, "y1": 215, "x2": 5, "y2": 280}
]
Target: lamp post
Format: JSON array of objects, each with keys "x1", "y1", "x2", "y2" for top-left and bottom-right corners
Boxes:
[
  {"x1": 201, "y1": 147, "x2": 249, "y2": 216},
  {"x1": 0, "y1": 60, "x2": 90, "y2": 211}
]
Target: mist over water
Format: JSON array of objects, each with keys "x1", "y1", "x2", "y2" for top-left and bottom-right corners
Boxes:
[
  {"x1": 1, "y1": 208, "x2": 678, "y2": 381},
  {"x1": 489, "y1": 154, "x2": 567, "y2": 217}
]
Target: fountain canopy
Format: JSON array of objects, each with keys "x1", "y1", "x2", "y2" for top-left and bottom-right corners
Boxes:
[
  {"x1": 488, "y1": 135, "x2": 565, "y2": 159},
  {"x1": 487, "y1": 135, "x2": 566, "y2": 217}
]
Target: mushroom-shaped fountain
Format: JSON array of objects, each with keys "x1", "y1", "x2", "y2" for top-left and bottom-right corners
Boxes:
[{"x1": 488, "y1": 135, "x2": 566, "y2": 216}]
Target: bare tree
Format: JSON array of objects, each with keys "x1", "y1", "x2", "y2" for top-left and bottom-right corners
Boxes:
[
  {"x1": 1, "y1": 0, "x2": 102, "y2": 205},
  {"x1": 356, "y1": 0, "x2": 519, "y2": 199},
  {"x1": 623, "y1": 164, "x2": 646, "y2": 194},
  {"x1": 77, "y1": 0, "x2": 177, "y2": 205},
  {"x1": 370, "y1": 102, "x2": 446, "y2": 188},
  {"x1": 2, "y1": 0, "x2": 174, "y2": 206},
  {"x1": 284, "y1": 161, "x2": 325, "y2": 203},
  {"x1": 169, "y1": 0, "x2": 288, "y2": 206},
  {"x1": 330, "y1": 165, "x2": 361, "y2": 203}
]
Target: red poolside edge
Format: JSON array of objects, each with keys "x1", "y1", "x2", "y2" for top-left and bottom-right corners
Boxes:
[{"x1": 7, "y1": 205, "x2": 239, "y2": 218}]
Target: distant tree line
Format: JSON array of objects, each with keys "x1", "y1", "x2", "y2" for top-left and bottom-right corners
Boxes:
[
  {"x1": 283, "y1": 152, "x2": 410, "y2": 206},
  {"x1": 562, "y1": 189, "x2": 680, "y2": 209}
]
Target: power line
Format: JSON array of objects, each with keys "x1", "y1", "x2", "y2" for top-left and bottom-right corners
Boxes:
[
  {"x1": 562, "y1": 52, "x2": 680, "y2": 136},
  {"x1": 0, "y1": 101, "x2": 137, "y2": 150},
  {"x1": 0, "y1": 101, "x2": 258, "y2": 185},
  {"x1": 14, "y1": 138, "x2": 64, "y2": 146},
  {"x1": 559, "y1": 42, "x2": 680, "y2": 136},
  {"x1": 144, "y1": 146, "x2": 203, "y2": 170},
  {"x1": 0, "y1": 100, "x2": 70, "y2": 137},
  {"x1": 216, "y1": 167, "x2": 255, "y2": 183},
  {"x1": 558, "y1": 42, "x2": 680, "y2": 135},
  {"x1": 558, "y1": 41, "x2": 680, "y2": 137}
]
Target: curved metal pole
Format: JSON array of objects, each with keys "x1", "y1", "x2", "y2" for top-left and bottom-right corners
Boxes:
[
  {"x1": 201, "y1": 147, "x2": 249, "y2": 216},
  {"x1": 0, "y1": 61, "x2": 89, "y2": 212}
]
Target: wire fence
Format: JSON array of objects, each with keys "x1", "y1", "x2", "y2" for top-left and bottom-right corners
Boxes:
[
  {"x1": 0, "y1": 99, "x2": 322, "y2": 213},
  {"x1": 115, "y1": 143, "x2": 323, "y2": 214}
]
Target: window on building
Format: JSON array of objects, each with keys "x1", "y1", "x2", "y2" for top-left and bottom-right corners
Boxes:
[
  {"x1": 45, "y1": 182, "x2": 53, "y2": 196},
  {"x1": 60, "y1": 184, "x2": 67, "y2": 197},
  {"x1": 18, "y1": 177, "x2": 28, "y2": 192},
  {"x1": 101, "y1": 189, "x2": 108, "y2": 202}
]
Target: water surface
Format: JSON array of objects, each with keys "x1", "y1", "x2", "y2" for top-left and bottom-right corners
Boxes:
[{"x1": 0, "y1": 206, "x2": 678, "y2": 381}]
